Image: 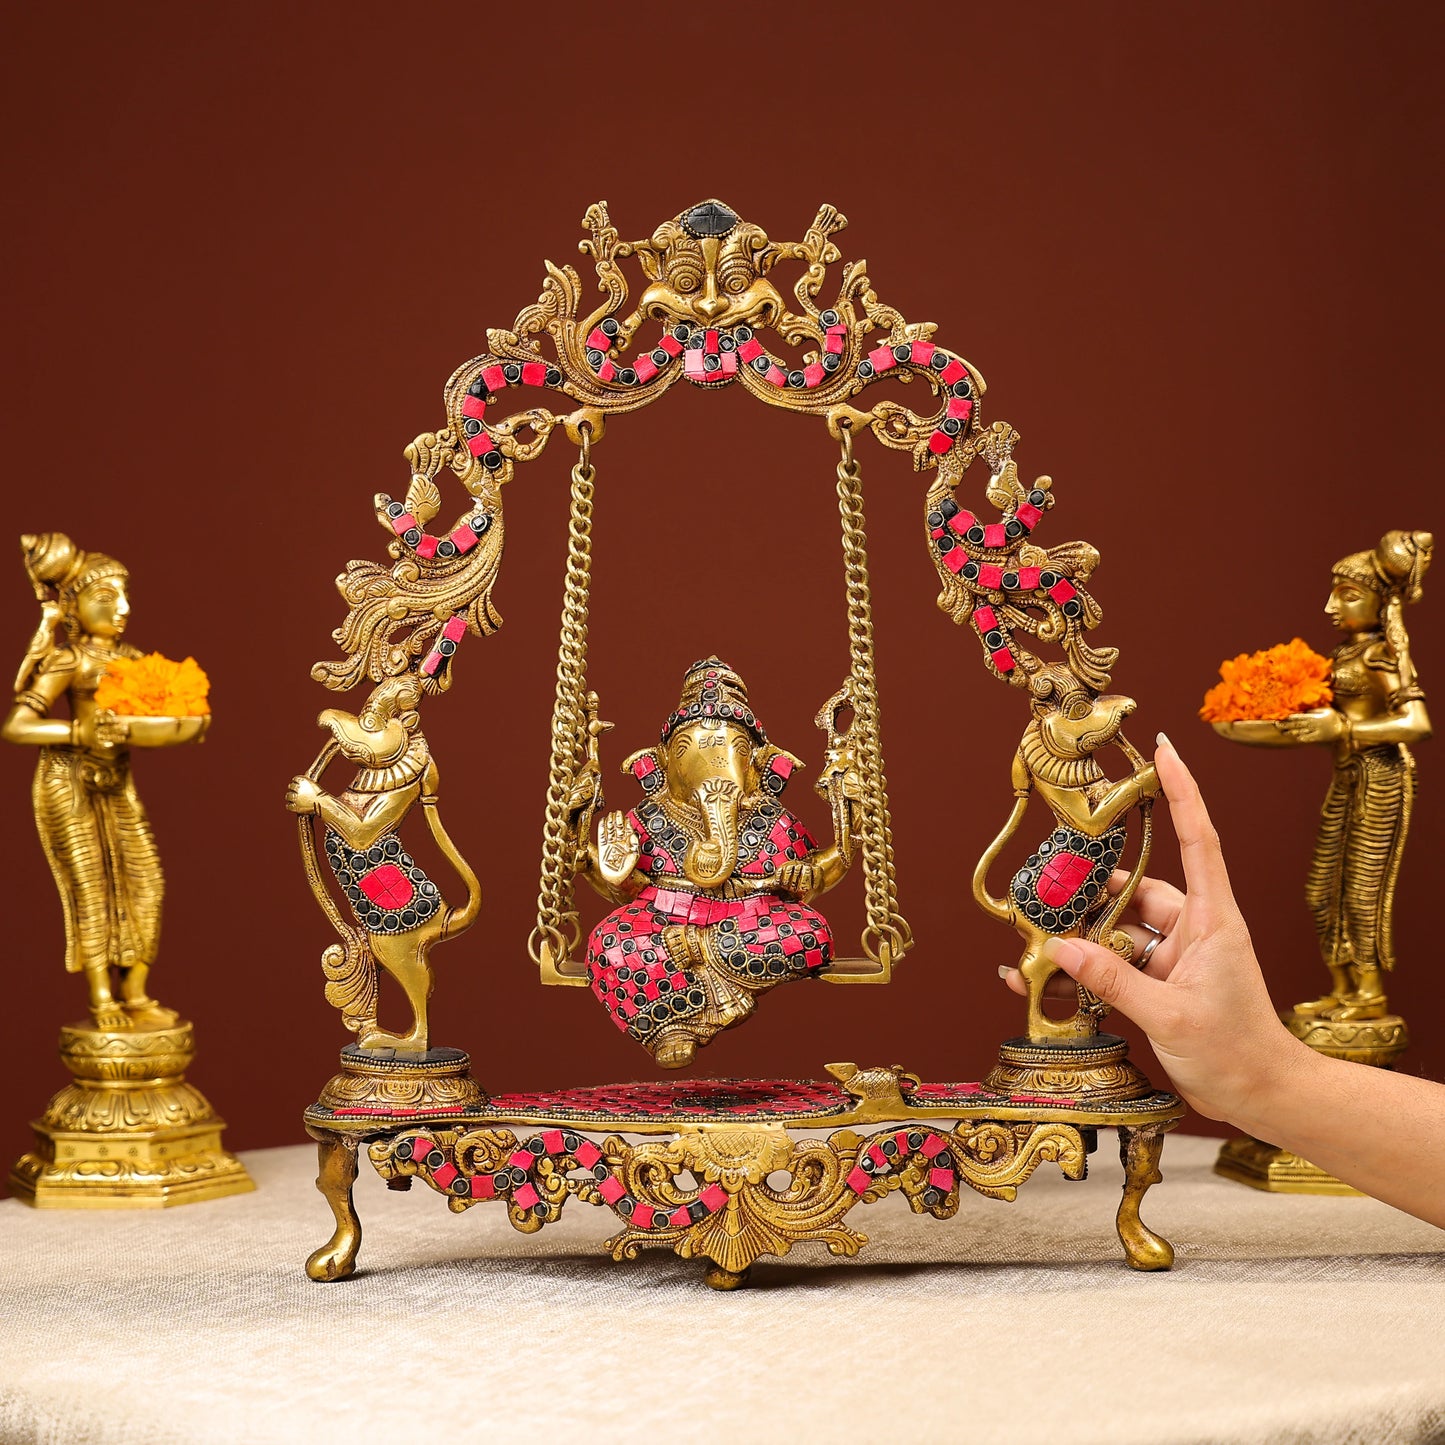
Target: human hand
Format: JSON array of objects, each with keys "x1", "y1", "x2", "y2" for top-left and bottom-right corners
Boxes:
[{"x1": 1004, "y1": 735, "x2": 1310, "y2": 1123}]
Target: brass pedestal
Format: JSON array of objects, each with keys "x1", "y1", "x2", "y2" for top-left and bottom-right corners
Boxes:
[
  {"x1": 1215, "y1": 1010, "x2": 1409, "y2": 1194},
  {"x1": 9, "y1": 1019, "x2": 253, "y2": 1208},
  {"x1": 983, "y1": 1034, "x2": 1155, "y2": 1105}
]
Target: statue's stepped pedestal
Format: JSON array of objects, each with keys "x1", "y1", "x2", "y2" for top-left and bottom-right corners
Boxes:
[
  {"x1": 1215, "y1": 1008, "x2": 1408, "y2": 1194},
  {"x1": 9, "y1": 1019, "x2": 253, "y2": 1208}
]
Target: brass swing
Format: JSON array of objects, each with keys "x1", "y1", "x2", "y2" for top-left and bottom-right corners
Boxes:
[{"x1": 529, "y1": 417, "x2": 911, "y2": 985}]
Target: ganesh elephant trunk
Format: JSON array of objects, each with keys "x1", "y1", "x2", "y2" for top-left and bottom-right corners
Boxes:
[{"x1": 683, "y1": 778, "x2": 742, "y2": 888}]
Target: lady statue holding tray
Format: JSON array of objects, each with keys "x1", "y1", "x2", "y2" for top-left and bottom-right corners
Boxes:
[
  {"x1": 1219, "y1": 529, "x2": 1432, "y2": 1021},
  {"x1": 3, "y1": 533, "x2": 206, "y2": 1031}
]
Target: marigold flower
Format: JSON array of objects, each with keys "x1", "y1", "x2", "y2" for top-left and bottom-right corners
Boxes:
[
  {"x1": 94, "y1": 653, "x2": 211, "y2": 717},
  {"x1": 1199, "y1": 638, "x2": 1333, "y2": 722}
]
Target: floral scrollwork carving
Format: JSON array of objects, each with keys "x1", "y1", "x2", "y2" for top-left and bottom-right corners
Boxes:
[{"x1": 366, "y1": 1116, "x2": 1091, "y2": 1279}]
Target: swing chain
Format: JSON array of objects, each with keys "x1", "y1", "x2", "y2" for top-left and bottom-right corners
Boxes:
[
  {"x1": 835, "y1": 423, "x2": 913, "y2": 965},
  {"x1": 529, "y1": 426, "x2": 597, "y2": 969}
]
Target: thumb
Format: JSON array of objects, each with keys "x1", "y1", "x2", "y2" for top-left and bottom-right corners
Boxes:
[{"x1": 1043, "y1": 935, "x2": 1162, "y2": 1026}]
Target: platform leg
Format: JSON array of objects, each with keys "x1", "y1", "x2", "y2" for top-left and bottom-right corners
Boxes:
[
  {"x1": 305, "y1": 1134, "x2": 362, "y2": 1282},
  {"x1": 1116, "y1": 1123, "x2": 1174, "y2": 1271},
  {"x1": 703, "y1": 1261, "x2": 752, "y2": 1291}
]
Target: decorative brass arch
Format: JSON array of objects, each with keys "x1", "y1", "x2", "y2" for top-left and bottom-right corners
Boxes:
[{"x1": 302, "y1": 198, "x2": 1154, "y2": 1053}]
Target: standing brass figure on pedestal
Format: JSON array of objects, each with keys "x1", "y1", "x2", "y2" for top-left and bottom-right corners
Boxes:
[
  {"x1": 1210, "y1": 530, "x2": 1432, "y2": 1192},
  {"x1": 4, "y1": 533, "x2": 251, "y2": 1206}
]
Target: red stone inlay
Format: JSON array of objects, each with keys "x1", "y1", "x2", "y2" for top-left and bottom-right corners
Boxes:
[
  {"x1": 1037, "y1": 851, "x2": 1093, "y2": 906},
  {"x1": 358, "y1": 863, "x2": 414, "y2": 910}
]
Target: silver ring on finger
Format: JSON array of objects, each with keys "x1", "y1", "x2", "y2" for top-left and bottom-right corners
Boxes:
[{"x1": 1134, "y1": 927, "x2": 1164, "y2": 970}]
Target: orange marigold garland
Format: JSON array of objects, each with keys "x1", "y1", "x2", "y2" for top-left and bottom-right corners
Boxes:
[
  {"x1": 94, "y1": 653, "x2": 211, "y2": 717},
  {"x1": 1199, "y1": 638, "x2": 1332, "y2": 723}
]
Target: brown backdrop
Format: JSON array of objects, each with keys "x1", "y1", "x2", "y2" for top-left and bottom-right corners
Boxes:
[{"x1": 2, "y1": 3, "x2": 1441, "y2": 1185}]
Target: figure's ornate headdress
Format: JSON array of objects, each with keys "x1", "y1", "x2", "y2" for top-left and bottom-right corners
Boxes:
[
  {"x1": 1332, "y1": 529, "x2": 1433, "y2": 604},
  {"x1": 658, "y1": 657, "x2": 766, "y2": 745},
  {"x1": 14, "y1": 533, "x2": 130, "y2": 692}
]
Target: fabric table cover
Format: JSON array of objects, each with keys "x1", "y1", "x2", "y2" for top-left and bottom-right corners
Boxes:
[{"x1": 1, "y1": 1134, "x2": 1441, "y2": 1444}]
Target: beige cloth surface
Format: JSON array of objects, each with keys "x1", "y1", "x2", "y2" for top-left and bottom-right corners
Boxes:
[{"x1": 0, "y1": 1133, "x2": 1442, "y2": 1445}]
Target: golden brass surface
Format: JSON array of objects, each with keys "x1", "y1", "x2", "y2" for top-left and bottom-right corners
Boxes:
[
  {"x1": 288, "y1": 676, "x2": 482, "y2": 1053},
  {"x1": 295, "y1": 202, "x2": 1183, "y2": 1283},
  {"x1": 1282, "y1": 1012, "x2": 1409, "y2": 1068},
  {"x1": 322, "y1": 1063, "x2": 1182, "y2": 1288},
  {"x1": 953, "y1": 429, "x2": 1160, "y2": 1052},
  {"x1": 983, "y1": 1036, "x2": 1155, "y2": 1104},
  {"x1": 10, "y1": 1019, "x2": 252, "y2": 1208},
  {"x1": 1213, "y1": 1137, "x2": 1362, "y2": 1196},
  {"x1": 5, "y1": 532, "x2": 249, "y2": 1205},
  {"x1": 1213, "y1": 530, "x2": 1431, "y2": 1190}
]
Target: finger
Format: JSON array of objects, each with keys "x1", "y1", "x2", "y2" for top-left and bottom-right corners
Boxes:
[
  {"x1": 1106, "y1": 870, "x2": 1185, "y2": 935},
  {"x1": 1044, "y1": 936, "x2": 1168, "y2": 1029},
  {"x1": 997, "y1": 965, "x2": 1076, "y2": 1000},
  {"x1": 1117, "y1": 922, "x2": 1178, "y2": 979},
  {"x1": 1154, "y1": 735, "x2": 1233, "y2": 903}
]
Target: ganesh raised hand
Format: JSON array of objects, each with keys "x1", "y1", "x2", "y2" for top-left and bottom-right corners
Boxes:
[{"x1": 596, "y1": 810, "x2": 641, "y2": 888}]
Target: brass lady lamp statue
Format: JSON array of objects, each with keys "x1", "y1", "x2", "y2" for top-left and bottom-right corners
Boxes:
[
  {"x1": 1211, "y1": 529, "x2": 1432, "y2": 1190},
  {"x1": 5, "y1": 532, "x2": 251, "y2": 1205}
]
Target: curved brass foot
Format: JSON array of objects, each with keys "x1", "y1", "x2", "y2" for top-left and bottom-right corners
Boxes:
[
  {"x1": 704, "y1": 1262, "x2": 751, "y2": 1291},
  {"x1": 305, "y1": 1135, "x2": 362, "y2": 1282},
  {"x1": 1116, "y1": 1124, "x2": 1174, "y2": 1271}
]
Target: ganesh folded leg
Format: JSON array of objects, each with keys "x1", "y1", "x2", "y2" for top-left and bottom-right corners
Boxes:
[{"x1": 587, "y1": 897, "x2": 716, "y2": 1068}]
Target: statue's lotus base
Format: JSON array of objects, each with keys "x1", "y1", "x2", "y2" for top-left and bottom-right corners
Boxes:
[
  {"x1": 9, "y1": 1019, "x2": 253, "y2": 1208},
  {"x1": 1213, "y1": 1007, "x2": 1407, "y2": 1194},
  {"x1": 1282, "y1": 1010, "x2": 1409, "y2": 1068},
  {"x1": 982, "y1": 1034, "x2": 1156, "y2": 1105}
]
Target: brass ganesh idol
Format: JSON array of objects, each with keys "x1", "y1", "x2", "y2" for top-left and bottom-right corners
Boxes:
[
  {"x1": 4, "y1": 532, "x2": 250, "y2": 1206},
  {"x1": 567, "y1": 659, "x2": 856, "y2": 1069}
]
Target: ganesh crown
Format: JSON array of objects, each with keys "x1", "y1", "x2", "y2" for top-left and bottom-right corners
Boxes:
[{"x1": 659, "y1": 657, "x2": 767, "y2": 745}]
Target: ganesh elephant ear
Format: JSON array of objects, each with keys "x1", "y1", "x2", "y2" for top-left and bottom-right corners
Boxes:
[
  {"x1": 755, "y1": 744, "x2": 804, "y2": 797},
  {"x1": 621, "y1": 747, "x2": 666, "y2": 796}
]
